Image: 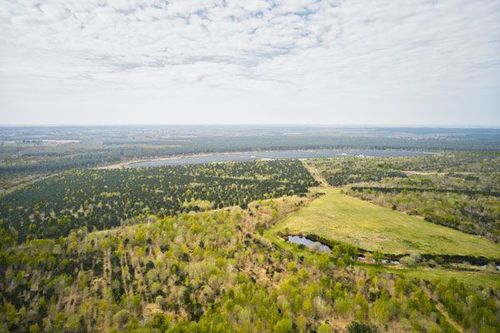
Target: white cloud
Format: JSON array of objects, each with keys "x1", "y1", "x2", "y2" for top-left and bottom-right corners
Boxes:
[{"x1": 0, "y1": 0, "x2": 499, "y2": 125}]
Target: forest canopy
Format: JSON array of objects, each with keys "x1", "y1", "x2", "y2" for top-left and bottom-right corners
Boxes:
[{"x1": 0, "y1": 160, "x2": 317, "y2": 242}]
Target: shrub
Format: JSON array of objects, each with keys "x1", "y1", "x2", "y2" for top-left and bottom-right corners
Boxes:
[
  {"x1": 113, "y1": 309, "x2": 130, "y2": 329},
  {"x1": 273, "y1": 318, "x2": 293, "y2": 333},
  {"x1": 347, "y1": 321, "x2": 376, "y2": 333},
  {"x1": 317, "y1": 322, "x2": 333, "y2": 333}
]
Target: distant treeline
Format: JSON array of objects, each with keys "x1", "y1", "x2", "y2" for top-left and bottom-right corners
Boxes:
[
  {"x1": 2, "y1": 134, "x2": 500, "y2": 177},
  {"x1": 350, "y1": 186, "x2": 500, "y2": 197}
]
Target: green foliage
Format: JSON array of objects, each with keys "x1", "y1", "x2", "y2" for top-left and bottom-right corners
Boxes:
[
  {"x1": 309, "y1": 152, "x2": 500, "y2": 241},
  {"x1": 1, "y1": 199, "x2": 476, "y2": 333},
  {"x1": 273, "y1": 318, "x2": 293, "y2": 333},
  {"x1": 347, "y1": 321, "x2": 376, "y2": 333},
  {"x1": 349, "y1": 188, "x2": 499, "y2": 241},
  {"x1": 113, "y1": 309, "x2": 130, "y2": 329},
  {"x1": 311, "y1": 157, "x2": 408, "y2": 186},
  {"x1": 2, "y1": 151, "x2": 499, "y2": 333},
  {"x1": 0, "y1": 160, "x2": 317, "y2": 241},
  {"x1": 436, "y1": 278, "x2": 500, "y2": 332},
  {"x1": 317, "y1": 322, "x2": 333, "y2": 333},
  {"x1": 274, "y1": 188, "x2": 499, "y2": 258}
]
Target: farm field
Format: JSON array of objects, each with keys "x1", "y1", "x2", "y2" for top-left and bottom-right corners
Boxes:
[{"x1": 274, "y1": 188, "x2": 500, "y2": 258}]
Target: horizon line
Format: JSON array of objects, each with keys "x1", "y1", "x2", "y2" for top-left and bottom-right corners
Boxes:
[{"x1": 1, "y1": 123, "x2": 500, "y2": 129}]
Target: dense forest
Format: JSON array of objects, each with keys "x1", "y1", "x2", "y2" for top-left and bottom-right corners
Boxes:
[
  {"x1": 309, "y1": 152, "x2": 500, "y2": 186},
  {"x1": 0, "y1": 160, "x2": 317, "y2": 242},
  {"x1": 2, "y1": 197, "x2": 496, "y2": 333}
]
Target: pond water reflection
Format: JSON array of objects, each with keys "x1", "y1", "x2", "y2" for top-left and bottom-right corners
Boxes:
[{"x1": 287, "y1": 235, "x2": 331, "y2": 253}]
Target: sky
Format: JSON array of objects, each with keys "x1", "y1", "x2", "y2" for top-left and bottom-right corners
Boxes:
[{"x1": 0, "y1": 0, "x2": 499, "y2": 126}]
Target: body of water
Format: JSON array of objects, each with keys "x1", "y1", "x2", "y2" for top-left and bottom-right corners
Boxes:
[
  {"x1": 287, "y1": 235, "x2": 331, "y2": 253},
  {"x1": 129, "y1": 149, "x2": 429, "y2": 168}
]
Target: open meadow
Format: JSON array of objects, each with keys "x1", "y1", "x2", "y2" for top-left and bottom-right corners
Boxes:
[{"x1": 274, "y1": 188, "x2": 500, "y2": 258}]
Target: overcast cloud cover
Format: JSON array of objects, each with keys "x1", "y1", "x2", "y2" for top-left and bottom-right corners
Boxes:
[{"x1": 0, "y1": 0, "x2": 499, "y2": 126}]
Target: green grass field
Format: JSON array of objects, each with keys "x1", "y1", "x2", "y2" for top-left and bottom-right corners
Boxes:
[{"x1": 274, "y1": 188, "x2": 500, "y2": 258}]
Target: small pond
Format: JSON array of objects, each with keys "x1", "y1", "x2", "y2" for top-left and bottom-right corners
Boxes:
[
  {"x1": 287, "y1": 237, "x2": 497, "y2": 269},
  {"x1": 287, "y1": 235, "x2": 331, "y2": 253},
  {"x1": 288, "y1": 237, "x2": 403, "y2": 264}
]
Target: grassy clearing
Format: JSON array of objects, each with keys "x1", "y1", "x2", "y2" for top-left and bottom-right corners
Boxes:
[
  {"x1": 274, "y1": 188, "x2": 500, "y2": 258},
  {"x1": 266, "y1": 214, "x2": 500, "y2": 290}
]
